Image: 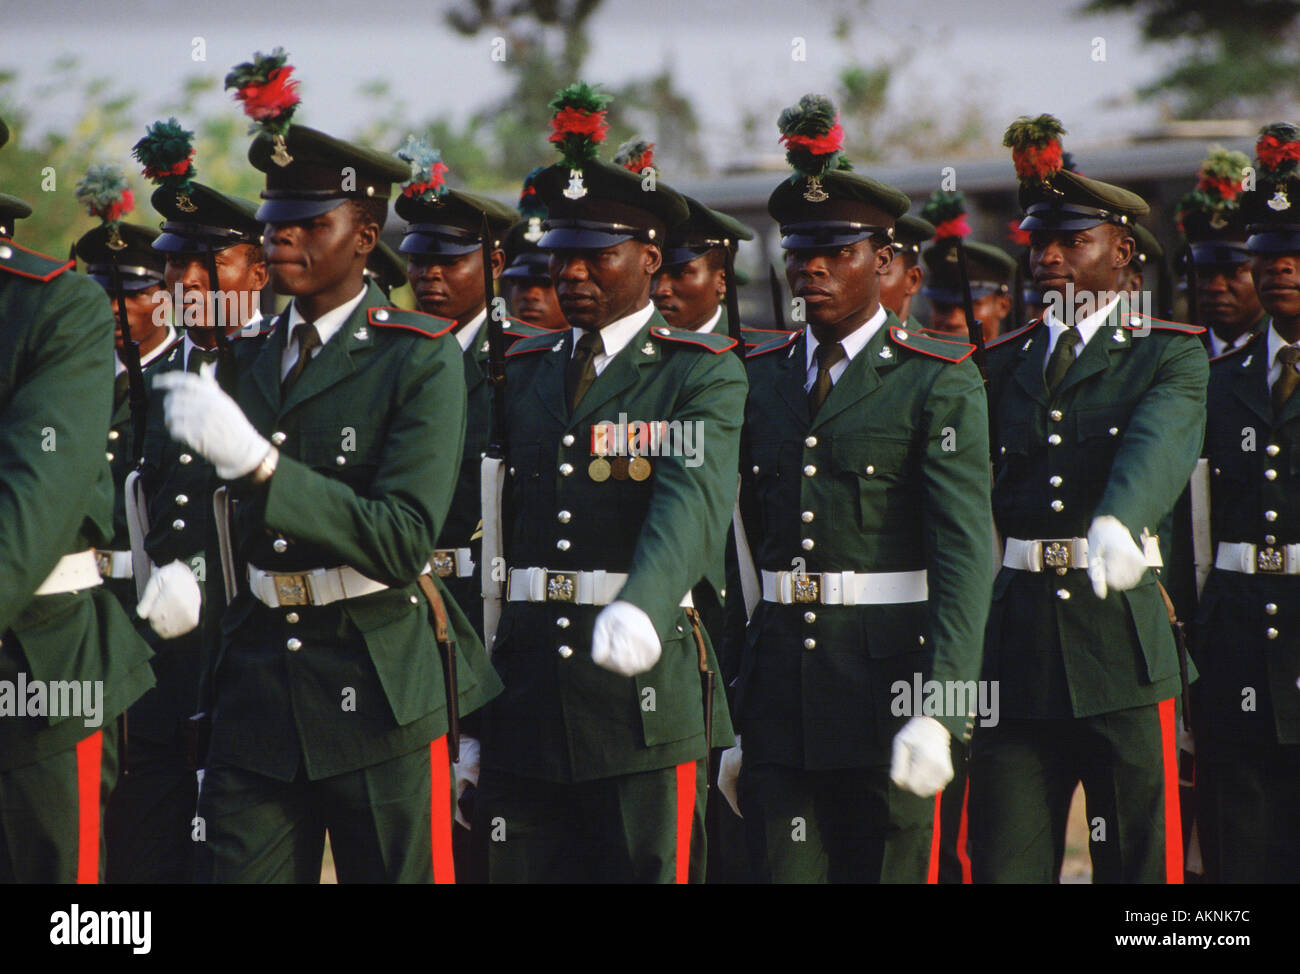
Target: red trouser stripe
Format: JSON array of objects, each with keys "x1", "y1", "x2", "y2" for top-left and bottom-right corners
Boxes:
[
  {"x1": 1157, "y1": 698, "x2": 1183, "y2": 885},
  {"x1": 957, "y1": 776, "x2": 972, "y2": 884},
  {"x1": 75, "y1": 732, "x2": 102, "y2": 885},
  {"x1": 926, "y1": 791, "x2": 942, "y2": 884},
  {"x1": 430, "y1": 736, "x2": 455, "y2": 884},
  {"x1": 674, "y1": 761, "x2": 696, "y2": 885}
]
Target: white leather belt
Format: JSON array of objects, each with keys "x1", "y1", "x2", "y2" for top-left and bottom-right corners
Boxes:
[
  {"x1": 34, "y1": 550, "x2": 103, "y2": 595},
  {"x1": 430, "y1": 547, "x2": 474, "y2": 579},
  {"x1": 506, "y1": 567, "x2": 694, "y2": 608},
  {"x1": 248, "y1": 563, "x2": 397, "y2": 608},
  {"x1": 1003, "y1": 536, "x2": 1162, "y2": 572},
  {"x1": 95, "y1": 549, "x2": 134, "y2": 579},
  {"x1": 1215, "y1": 541, "x2": 1300, "y2": 575},
  {"x1": 759, "y1": 568, "x2": 928, "y2": 605}
]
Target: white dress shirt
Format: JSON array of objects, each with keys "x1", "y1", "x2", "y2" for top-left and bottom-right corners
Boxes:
[
  {"x1": 115, "y1": 324, "x2": 177, "y2": 376},
  {"x1": 1207, "y1": 328, "x2": 1254, "y2": 360},
  {"x1": 1042, "y1": 294, "x2": 1121, "y2": 372},
  {"x1": 694, "y1": 306, "x2": 723, "y2": 335},
  {"x1": 1266, "y1": 323, "x2": 1300, "y2": 391},
  {"x1": 803, "y1": 304, "x2": 888, "y2": 393},
  {"x1": 280, "y1": 285, "x2": 368, "y2": 380},
  {"x1": 455, "y1": 309, "x2": 486, "y2": 353},
  {"x1": 570, "y1": 301, "x2": 656, "y2": 377}
]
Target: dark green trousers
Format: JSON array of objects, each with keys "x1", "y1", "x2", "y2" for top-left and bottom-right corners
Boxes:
[
  {"x1": 475, "y1": 761, "x2": 706, "y2": 883},
  {"x1": 738, "y1": 762, "x2": 939, "y2": 884},
  {"x1": 968, "y1": 701, "x2": 1181, "y2": 884},
  {"x1": 937, "y1": 740, "x2": 971, "y2": 884},
  {"x1": 1196, "y1": 740, "x2": 1300, "y2": 883},
  {"x1": 0, "y1": 723, "x2": 119, "y2": 883},
  {"x1": 104, "y1": 733, "x2": 197, "y2": 884},
  {"x1": 194, "y1": 739, "x2": 455, "y2": 883}
]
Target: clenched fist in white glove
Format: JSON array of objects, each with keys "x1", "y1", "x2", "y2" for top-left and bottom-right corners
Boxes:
[
  {"x1": 591, "y1": 600, "x2": 661, "y2": 676},
  {"x1": 137, "y1": 560, "x2": 201, "y2": 638},
  {"x1": 718, "y1": 737, "x2": 743, "y2": 818},
  {"x1": 890, "y1": 715, "x2": 953, "y2": 797},
  {"x1": 452, "y1": 736, "x2": 480, "y2": 830},
  {"x1": 154, "y1": 370, "x2": 271, "y2": 480},
  {"x1": 1086, "y1": 514, "x2": 1148, "y2": 600}
]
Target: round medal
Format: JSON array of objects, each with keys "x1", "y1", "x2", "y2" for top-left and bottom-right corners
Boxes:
[
  {"x1": 588, "y1": 457, "x2": 611, "y2": 482},
  {"x1": 628, "y1": 456, "x2": 652, "y2": 481}
]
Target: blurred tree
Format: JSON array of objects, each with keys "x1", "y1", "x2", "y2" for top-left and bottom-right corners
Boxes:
[{"x1": 1081, "y1": 0, "x2": 1300, "y2": 117}]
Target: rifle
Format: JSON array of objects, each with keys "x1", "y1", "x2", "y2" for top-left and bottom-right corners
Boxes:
[
  {"x1": 725, "y1": 246, "x2": 744, "y2": 361},
  {"x1": 953, "y1": 236, "x2": 987, "y2": 380},
  {"x1": 199, "y1": 241, "x2": 237, "y2": 393},
  {"x1": 106, "y1": 251, "x2": 148, "y2": 464},
  {"x1": 767, "y1": 265, "x2": 786, "y2": 330},
  {"x1": 1185, "y1": 245, "x2": 1201, "y2": 331}
]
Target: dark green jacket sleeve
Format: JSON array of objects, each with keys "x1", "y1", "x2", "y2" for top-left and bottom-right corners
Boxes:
[
  {"x1": 261, "y1": 333, "x2": 468, "y2": 587},
  {"x1": 1095, "y1": 335, "x2": 1209, "y2": 542},
  {"x1": 617, "y1": 350, "x2": 749, "y2": 637},
  {"x1": 920, "y1": 358, "x2": 994, "y2": 738},
  {"x1": 0, "y1": 273, "x2": 115, "y2": 634}
]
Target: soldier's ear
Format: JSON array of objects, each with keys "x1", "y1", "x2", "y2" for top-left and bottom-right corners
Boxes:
[
  {"x1": 874, "y1": 240, "x2": 894, "y2": 272},
  {"x1": 490, "y1": 248, "x2": 506, "y2": 280},
  {"x1": 643, "y1": 242, "x2": 662, "y2": 277},
  {"x1": 1113, "y1": 228, "x2": 1135, "y2": 268},
  {"x1": 904, "y1": 263, "x2": 924, "y2": 297}
]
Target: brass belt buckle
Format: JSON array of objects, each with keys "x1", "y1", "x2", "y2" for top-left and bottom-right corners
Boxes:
[
  {"x1": 273, "y1": 573, "x2": 311, "y2": 606},
  {"x1": 546, "y1": 571, "x2": 578, "y2": 603},
  {"x1": 791, "y1": 572, "x2": 821, "y2": 604},
  {"x1": 95, "y1": 550, "x2": 112, "y2": 577},
  {"x1": 1257, "y1": 546, "x2": 1285, "y2": 573},
  {"x1": 1042, "y1": 541, "x2": 1072, "y2": 570},
  {"x1": 431, "y1": 550, "x2": 456, "y2": 578}
]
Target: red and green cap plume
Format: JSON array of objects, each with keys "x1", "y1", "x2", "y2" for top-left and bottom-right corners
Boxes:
[
  {"x1": 1177, "y1": 144, "x2": 1249, "y2": 232},
  {"x1": 395, "y1": 134, "x2": 449, "y2": 203},
  {"x1": 921, "y1": 190, "x2": 970, "y2": 240},
  {"x1": 777, "y1": 93, "x2": 845, "y2": 181},
  {"x1": 132, "y1": 117, "x2": 196, "y2": 195},
  {"x1": 75, "y1": 164, "x2": 135, "y2": 226},
  {"x1": 613, "y1": 138, "x2": 656, "y2": 175},
  {"x1": 1003, "y1": 114, "x2": 1066, "y2": 184},
  {"x1": 548, "y1": 81, "x2": 611, "y2": 169},
  {"x1": 1006, "y1": 220, "x2": 1031, "y2": 247},
  {"x1": 225, "y1": 47, "x2": 300, "y2": 137},
  {"x1": 1255, "y1": 122, "x2": 1300, "y2": 181},
  {"x1": 518, "y1": 166, "x2": 547, "y2": 219}
]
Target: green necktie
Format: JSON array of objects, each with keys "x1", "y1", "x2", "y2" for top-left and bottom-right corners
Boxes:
[
  {"x1": 1045, "y1": 325, "x2": 1082, "y2": 396},
  {"x1": 1273, "y1": 344, "x2": 1300, "y2": 415},
  {"x1": 282, "y1": 323, "x2": 322, "y2": 394},
  {"x1": 566, "y1": 329, "x2": 604, "y2": 413},
  {"x1": 808, "y1": 341, "x2": 846, "y2": 415}
]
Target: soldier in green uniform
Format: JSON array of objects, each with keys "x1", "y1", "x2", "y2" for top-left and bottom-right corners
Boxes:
[
  {"x1": 103, "y1": 122, "x2": 270, "y2": 883},
  {"x1": 919, "y1": 191, "x2": 1016, "y2": 344},
  {"x1": 154, "y1": 51, "x2": 500, "y2": 882},
  {"x1": 1192, "y1": 124, "x2": 1300, "y2": 882},
  {"x1": 502, "y1": 168, "x2": 569, "y2": 332},
  {"x1": 650, "y1": 197, "x2": 753, "y2": 336},
  {"x1": 1179, "y1": 146, "x2": 1267, "y2": 356},
  {"x1": 0, "y1": 117, "x2": 157, "y2": 882},
  {"x1": 364, "y1": 241, "x2": 408, "y2": 300},
  {"x1": 73, "y1": 218, "x2": 175, "y2": 615},
  {"x1": 1120, "y1": 224, "x2": 1164, "y2": 302},
  {"x1": 718, "y1": 95, "x2": 993, "y2": 884},
  {"x1": 970, "y1": 115, "x2": 1208, "y2": 884},
  {"x1": 473, "y1": 83, "x2": 745, "y2": 883},
  {"x1": 879, "y1": 212, "x2": 933, "y2": 330}
]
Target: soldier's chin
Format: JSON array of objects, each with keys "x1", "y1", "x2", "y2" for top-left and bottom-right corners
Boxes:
[{"x1": 268, "y1": 263, "x2": 310, "y2": 295}]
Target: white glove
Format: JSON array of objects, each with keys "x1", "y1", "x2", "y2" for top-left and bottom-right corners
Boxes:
[
  {"x1": 1086, "y1": 514, "x2": 1148, "y2": 599},
  {"x1": 452, "y1": 736, "x2": 480, "y2": 830},
  {"x1": 718, "y1": 737, "x2": 743, "y2": 818},
  {"x1": 590, "y1": 599, "x2": 661, "y2": 676},
  {"x1": 137, "y1": 560, "x2": 201, "y2": 638},
  {"x1": 153, "y1": 370, "x2": 271, "y2": 480},
  {"x1": 890, "y1": 715, "x2": 953, "y2": 797}
]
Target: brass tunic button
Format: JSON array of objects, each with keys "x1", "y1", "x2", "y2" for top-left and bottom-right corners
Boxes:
[
  {"x1": 865, "y1": 465, "x2": 875, "y2": 475},
  {"x1": 1108, "y1": 427, "x2": 1119, "y2": 436},
  {"x1": 1265, "y1": 535, "x2": 1277, "y2": 546},
  {"x1": 1047, "y1": 433, "x2": 1062, "y2": 446},
  {"x1": 556, "y1": 539, "x2": 571, "y2": 551},
  {"x1": 176, "y1": 494, "x2": 189, "y2": 506},
  {"x1": 285, "y1": 612, "x2": 299, "y2": 624},
  {"x1": 1266, "y1": 603, "x2": 1278, "y2": 616},
  {"x1": 752, "y1": 465, "x2": 760, "y2": 475},
  {"x1": 179, "y1": 453, "x2": 193, "y2": 464},
  {"x1": 1051, "y1": 499, "x2": 1064, "y2": 512},
  {"x1": 1266, "y1": 628, "x2": 1279, "y2": 640},
  {"x1": 803, "y1": 611, "x2": 816, "y2": 623},
  {"x1": 1265, "y1": 469, "x2": 1278, "y2": 480},
  {"x1": 374, "y1": 309, "x2": 389, "y2": 321},
  {"x1": 559, "y1": 463, "x2": 574, "y2": 476},
  {"x1": 803, "y1": 638, "x2": 816, "y2": 650},
  {"x1": 801, "y1": 511, "x2": 814, "y2": 523},
  {"x1": 1056, "y1": 588, "x2": 1070, "y2": 600},
  {"x1": 803, "y1": 465, "x2": 817, "y2": 477},
  {"x1": 1266, "y1": 510, "x2": 1279, "y2": 522},
  {"x1": 801, "y1": 538, "x2": 814, "y2": 550},
  {"x1": 410, "y1": 595, "x2": 419, "y2": 604},
  {"x1": 1267, "y1": 444, "x2": 1281, "y2": 457},
  {"x1": 1049, "y1": 476, "x2": 1063, "y2": 487},
  {"x1": 335, "y1": 455, "x2": 346, "y2": 466},
  {"x1": 1049, "y1": 410, "x2": 1063, "y2": 422},
  {"x1": 271, "y1": 431, "x2": 287, "y2": 445},
  {"x1": 0, "y1": 245, "x2": 11, "y2": 259},
  {"x1": 172, "y1": 518, "x2": 185, "y2": 530},
  {"x1": 558, "y1": 645, "x2": 574, "y2": 658},
  {"x1": 105, "y1": 451, "x2": 114, "y2": 462},
  {"x1": 804, "y1": 436, "x2": 817, "y2": 448},
  {"x1": 108, "y1": 429, "x2": 120, "y2": 441},
  {"x1": 272, "y1": 538, "x2": 288, "y2": 553},
  {"x1": 562, "y1": 434, "x2": 575, "y2": 447},
  {"x1": 557, "y1": 510, "x2": 572, "y2": 523},
  {"x1": 556, "y1": 617, "x2": 570, "y2": 628},
  {"x1": 286, "y1": 638, "x2": 302, "y2": 651}
]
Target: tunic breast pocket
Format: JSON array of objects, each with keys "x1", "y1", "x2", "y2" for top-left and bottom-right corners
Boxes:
[
  {"x1": 298, "y1": 422, "x2": 383, "y2": 482},
  {"x1": 748, "y1": 441, "x2": 787, "y2": 536},
  {"x1": 831, "y1": 435, "x2": 913, "y2": 530}
]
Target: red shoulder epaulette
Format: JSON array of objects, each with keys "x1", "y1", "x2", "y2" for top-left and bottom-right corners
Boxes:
[
  {"x1": 0, "y1": 240, "x2": 74, "y2": 282},
  {"x1": 1120, "y1": 312, "x2": 1206, "y2": 335},
  {"x1": 745, "y1": 329, "x2": 800, "y2": 358},
  {"x1": 367, "y1": 306, "x2": 456, "y2": 339},
  {"x1": 647, "y1": 324, "x2": 738, "y2": 354},
  {"x1": 506, "y1": 330, "x2": 569, "y2": 357},
  {"x1": 1209, "y1": 330, "x2": 1264, "y2": 363},
  {"x1": 890, "y1": 326, "x2": 975, "y2": 363},
  {"x1": 986, "y1": 318, "x2": 1042, "y2": 349}
]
